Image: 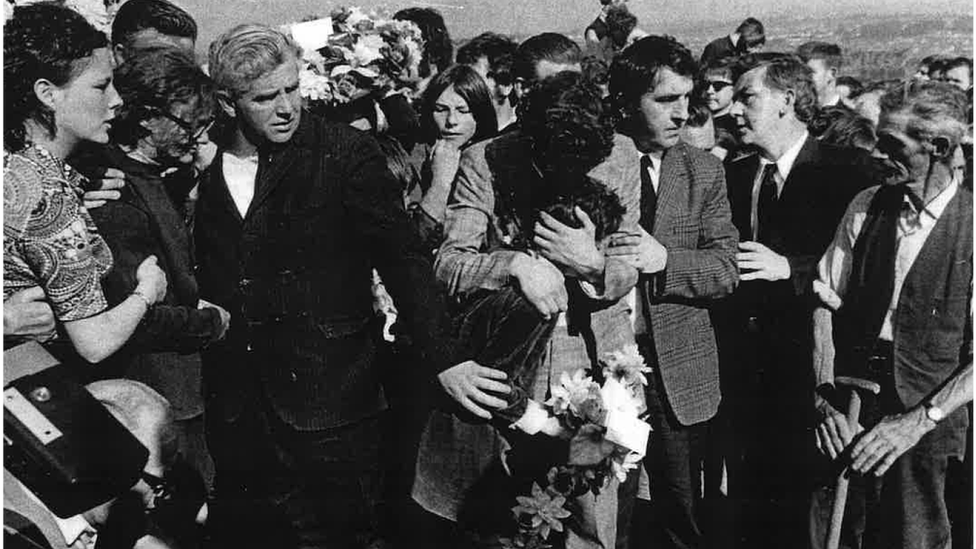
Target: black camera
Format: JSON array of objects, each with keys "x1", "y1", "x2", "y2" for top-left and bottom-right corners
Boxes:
[{"x1": 4, "y1": 342, "x2": 149, "y2": 518}]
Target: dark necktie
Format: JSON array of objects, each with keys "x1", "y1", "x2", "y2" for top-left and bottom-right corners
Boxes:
[
  {"x1": 640, "y1": 155, "x2": 658, "y2": 231},
  {"x1": 756, "y1": 162, "x2": 778, "y2": 244}
]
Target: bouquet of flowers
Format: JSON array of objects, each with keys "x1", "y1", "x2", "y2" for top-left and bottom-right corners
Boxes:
[
  {"x1": 287, "y1": 6, "x2": 425, "y2": 111},
  {"x1": 503, "y1": 345, "x2": 652, "y2": 549}
]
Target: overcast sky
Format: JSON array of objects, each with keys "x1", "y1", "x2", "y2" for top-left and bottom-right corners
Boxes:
[{"x1": 180, "y1": 0, "x2": 972, "y2": 50}]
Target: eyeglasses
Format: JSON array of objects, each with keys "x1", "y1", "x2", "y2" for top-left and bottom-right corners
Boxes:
[
  {"x1": 144, "y1": 105, "x2": 215, "y2": 142},
  {"x1": 707, "y1": 80, "x2": 733, "y2": 92}
]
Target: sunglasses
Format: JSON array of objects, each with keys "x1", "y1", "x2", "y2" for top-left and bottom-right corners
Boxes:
[
  {"x1": 706, "y1": 80, "x2": 733, "y2": 92},
  {"x1": 144, "y1": 106, "x2": 215, "y2": 142}
]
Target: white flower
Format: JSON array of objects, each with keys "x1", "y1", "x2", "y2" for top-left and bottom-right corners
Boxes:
[
  {"x1": 352, "y1": 34, "x2": 386, "y2": 66},
  {"x1": 600, "y1": 377, "x2": 640, "y2": 417},
  {"x1": 299, "y1": 69, "x2": 333, "y2": 102},
  {"x1": 344, "y1": 6, "x2": 371, "y2": 27},
  {"x1": 546, "y1": 369, "x2": 595, "y2": 416},
  {"x1": 602, "y1": 344, "x2": 651, "y2": 387}
]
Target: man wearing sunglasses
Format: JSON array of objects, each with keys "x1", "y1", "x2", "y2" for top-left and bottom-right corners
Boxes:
[{"x1": 76, "y1": 47, "x2": 230, "y2": 496}]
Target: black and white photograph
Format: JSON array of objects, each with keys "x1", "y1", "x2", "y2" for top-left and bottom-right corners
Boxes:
[{"x1": 2, "y1": 0, "x2": 972, "y2": 548}]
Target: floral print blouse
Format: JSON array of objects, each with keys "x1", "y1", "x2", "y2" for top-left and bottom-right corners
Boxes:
[{"x1": 4, "y1": 146, "x2": 113, "y2": 324}]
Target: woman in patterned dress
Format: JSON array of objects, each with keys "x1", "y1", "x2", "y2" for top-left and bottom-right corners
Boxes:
[{"x1": 3, "y1": 3, "x2": 167, "y2": 363}]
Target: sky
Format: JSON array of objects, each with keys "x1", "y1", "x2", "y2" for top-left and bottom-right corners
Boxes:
[{"x1": 178, "y1": 0, "x2": 973, "y2": 52}]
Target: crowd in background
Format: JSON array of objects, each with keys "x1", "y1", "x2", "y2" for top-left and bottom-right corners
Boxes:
[{"x1": 2, "y1": 0, "x2": 973, "y2": 548}]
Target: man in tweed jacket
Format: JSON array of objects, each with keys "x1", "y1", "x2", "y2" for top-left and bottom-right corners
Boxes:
[{"x1": 606, "y1": 36, "x2": 738, "y2": 549}]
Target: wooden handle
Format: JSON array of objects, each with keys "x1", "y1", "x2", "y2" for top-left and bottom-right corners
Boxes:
[{"x1": 826, "y1": 391, "x2": 862, "y2": 549}]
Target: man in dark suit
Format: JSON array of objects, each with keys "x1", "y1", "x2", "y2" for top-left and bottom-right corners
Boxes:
[
  {"x1": 195, "y1": 24, "x2": 459, "y2": 548},
  {"x1": 700, "y1": 17, "x2": 765, "y2": 67},
  {"x1": 716, "y1": 56, "x2": 877, "y2": 548},
  {"x1": 606, "y1": 36, "x2": 739, "y2": 549}
]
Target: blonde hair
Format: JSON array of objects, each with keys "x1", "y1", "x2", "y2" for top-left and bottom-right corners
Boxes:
[{"x1": 208, "y1": 23, "x2": 301, "y2": 97}]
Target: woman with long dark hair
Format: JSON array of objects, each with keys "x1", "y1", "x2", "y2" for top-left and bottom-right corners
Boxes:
[
  {"x1": 4, "y1": 3, "x2": 167, "y2": 363},
  {"x1": 407, "y1": 64, "x2": 497, "y2": 248}
]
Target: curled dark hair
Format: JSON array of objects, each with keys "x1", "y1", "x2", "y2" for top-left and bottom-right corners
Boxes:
[
  {"x1": 735, "y1": 17, "x2": 765, "y2": 50},
  {"x1": 513, "y1": 33, "x2": 581, "y2": 83},
  {"x1": 456, "y1": 32, "x2": 517, "y2": 86},
  {"x1": 536, "y1": 175, "x2": 624, "y2": 242},
  {"x1": 111, "y1": 47, "x2": 215, "y2": 147},
  {"x1": 4, "y1": 3, "x2": 109, "y2": 152},
  {"x1": 394, "y1": 7, "x2": 453, "y2": 77},
  {"x1": 520, "y1": 70, "x2": 615, "y2": 180},
  {"x1": 420, "y1": 64, "x2": 497, "y2": 145},
  {"x1": 111, "y1": 0, "x2": 197, "y2": 49},
  {"x1": 609, "y1": 35, "x2": 697, "y2": 118}
]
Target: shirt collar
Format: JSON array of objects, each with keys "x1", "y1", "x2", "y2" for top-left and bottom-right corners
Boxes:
[
  {"x1": 762, "y1": 130, "x2": 808, "y2": 182},
  {"x1": 906, "y1": 175, "x2": 959, "y2": 222},
  {"x1": 639, "y1": 150, "x2": 663, "y2": 172}
]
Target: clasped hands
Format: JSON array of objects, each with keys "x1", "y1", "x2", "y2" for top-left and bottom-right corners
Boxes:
[
  {"x1": 815, "y1": 398, "x2": 933, "y2": 477},
  {"x1": 509, "y1": 207, "x2": 607, "y2": 319},
  {"x1": 606, "y1": 226, "x2": 667, "y2": 274}
]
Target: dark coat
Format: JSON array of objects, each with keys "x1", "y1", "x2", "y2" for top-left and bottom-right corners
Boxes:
[
  {"x1": 87, "y1": 146, "x2": 220, "y2": 420},
  {"x1": 714, "y1": 136, "x2": 880, "y2": 429},
  {"x1": 194, "y1": 113, "x2": 455, "y2": 431}
]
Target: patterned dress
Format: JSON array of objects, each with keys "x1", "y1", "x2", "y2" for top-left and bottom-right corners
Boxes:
[{"x1": 4, "y1": 146, "x2": 113, "y2": 335}]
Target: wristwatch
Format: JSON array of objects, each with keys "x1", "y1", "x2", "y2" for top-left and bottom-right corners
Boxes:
[{"x1": 923, "y1": 400, "x2": 945, "y2": 424}]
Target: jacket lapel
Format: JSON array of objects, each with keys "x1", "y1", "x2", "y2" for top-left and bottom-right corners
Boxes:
[
  {"x1": 208, "y1": 152, "x2": 245, "y2": 224},
  {"x1": 779, "y1": 135, "x2": 820, "y2": 201},
  {"x1": 245, "y1": 116, "x2": 314, "y2": 219}
]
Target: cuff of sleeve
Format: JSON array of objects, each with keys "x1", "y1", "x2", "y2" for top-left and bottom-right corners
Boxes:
[{"x1": 511, "y1": 400, "x2": 550, "y2": 435}]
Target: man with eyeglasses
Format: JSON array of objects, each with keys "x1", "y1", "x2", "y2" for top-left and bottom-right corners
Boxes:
[{"x1": 75, "y1": 47, "x2": 230, "y2": 495}]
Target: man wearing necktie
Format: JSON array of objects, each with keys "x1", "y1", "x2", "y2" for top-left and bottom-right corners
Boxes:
[
  {"x1": 714, "y1": 57, "x2": 879, "y2": 548},
  {"x1": 605, "y1": 36, "x2": 738, "y2": 549},
  {"x1": 810, "y1": 81, "x2": 973, "y2": 549}
]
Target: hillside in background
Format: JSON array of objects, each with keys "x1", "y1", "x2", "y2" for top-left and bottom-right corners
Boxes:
[{"x1": 182, "y1": 0, "x2": 971, "y2": 84}]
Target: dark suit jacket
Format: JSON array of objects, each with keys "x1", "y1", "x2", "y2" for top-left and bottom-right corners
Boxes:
[
  {"x1": 724, "y1": 136, "x2": 877, "y2": 318},
  {"x1": 641, "y1": 143, "x2": 739, "y2": 426},
  {"x1": 86, "y1": 146, "x2": 220, "y2": 420},
  {"x1": 195, "y1": 113, "x2": 454, "y2": 431},
  {"x1": 715, "y1": 136, "x2": 879, "y2": 428},
  {"x1": 700, "y1": 35, "x2": 736, "y2": 66}
]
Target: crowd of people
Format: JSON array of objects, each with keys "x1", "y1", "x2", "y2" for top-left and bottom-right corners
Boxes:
[{"x1": 2, "y1": 0, "x2": 973, "y2": 548}]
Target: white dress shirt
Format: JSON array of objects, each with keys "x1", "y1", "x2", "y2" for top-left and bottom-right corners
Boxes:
[
  {"x1": 815, "y1": 177, "x2": 962, "y2": 341},
  {"x1": 749, "y1": 131, "x2": 808, "y2": 240},
  {"x1": 222, "y1": 152, "x2": 259, "y2": 217}
]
